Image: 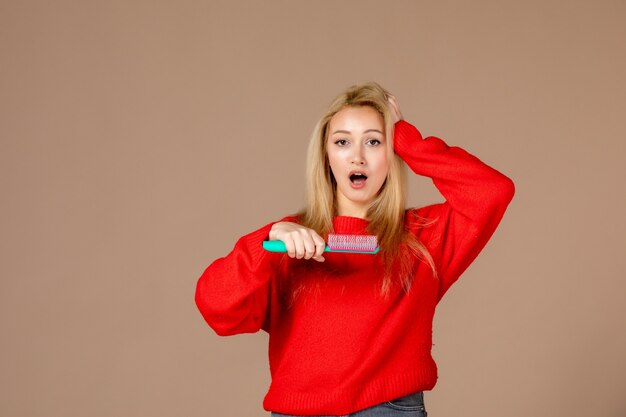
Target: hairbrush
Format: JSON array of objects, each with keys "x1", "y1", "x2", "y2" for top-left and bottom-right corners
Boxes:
[{"x1": 263, "y1": 233, "x2": 379, "y2": 254}]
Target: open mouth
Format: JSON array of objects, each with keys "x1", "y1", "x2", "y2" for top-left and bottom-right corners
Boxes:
[{"x1": 349, "y1": 172, "x2": 368, "y2": 185}]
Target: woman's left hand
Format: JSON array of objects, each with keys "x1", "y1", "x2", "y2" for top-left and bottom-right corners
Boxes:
[{"x1": 387, "y1": 94, "x2": 403, "y2": 125}]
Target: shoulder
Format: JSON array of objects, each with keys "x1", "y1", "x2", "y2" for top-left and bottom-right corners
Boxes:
[
  {"x1": 404, "y1": 202, "x2": 454, "y2": 239},
  {"x1": 403, "y1": 204, "x2": 451, "y2": 258},
  {"x1": 405, "y1": 203, "x2": 447, "y2": 228},
  {"x1": 277, "y1": 213, "x2": 301, "y2": 224}
]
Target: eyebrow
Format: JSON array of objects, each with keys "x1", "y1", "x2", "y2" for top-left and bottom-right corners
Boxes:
[{"x1": 331, "y1": 129, "x2": 384, "y2": 135}]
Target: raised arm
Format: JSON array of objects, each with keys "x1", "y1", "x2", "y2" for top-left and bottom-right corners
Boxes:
[{"x1": 392, "y1": 114, "x2": 515, "y2": 301}]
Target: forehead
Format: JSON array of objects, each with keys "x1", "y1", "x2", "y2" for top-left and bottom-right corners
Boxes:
[{"x1": 329, "y1": 106, "x2": 384, "y2": 132}]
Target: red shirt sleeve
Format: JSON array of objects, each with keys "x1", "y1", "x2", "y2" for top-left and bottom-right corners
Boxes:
[
  {"x1": 194, "y1": 216, "x2": 295, "y2": 336},
  {"x1": 394, "y1": 120, "x2": 515, "y2": 301}
]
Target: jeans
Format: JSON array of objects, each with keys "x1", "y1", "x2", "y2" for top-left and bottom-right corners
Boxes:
[{"x1": 271, "y1": 391, "x2": 427, "y2": 417}]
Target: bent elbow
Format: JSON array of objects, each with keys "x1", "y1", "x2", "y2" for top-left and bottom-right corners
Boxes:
[
  {"x1": 206, "y1": 316, "x2": 249, "y2": 337},
  {"x1": 502, "y1": 176, "x2": 515, "y2": 204},
  {"x1": 490, "y1": 175, "x2": 516, "y2": 210},
  {"x1": 194, "y1": 283, "x2": 262, "y2": 337},
  {"x1": 479, "y1": 176, "x2": 515, "y2": 232}
]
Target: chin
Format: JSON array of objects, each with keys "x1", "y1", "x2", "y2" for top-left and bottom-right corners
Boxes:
[{"x1": 346, "y1": 194, "x2": 375, "y2": 206}]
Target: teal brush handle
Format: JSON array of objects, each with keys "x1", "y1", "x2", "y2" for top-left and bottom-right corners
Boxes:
[
  {"x1": 262, "y1": 240, "x2": 287, "y2": 252},
  {"x1": 262, "y1": 240, "x2": 379, "y2": 254},
  {"x1": 263, "y1": 240, "x2": 330, "y2": 252}
]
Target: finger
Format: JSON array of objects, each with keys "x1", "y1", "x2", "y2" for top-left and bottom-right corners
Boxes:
[
  {"x1": 312, "y1": 234, "x2": 326, "y2": 259},
  {"x1": 292, "y1": 234, "x2": 306, "y2": 259},
  {"x1": 311, "y1": 234, "x2": 326, "y2": 262},
  {"x1": 387, "y1": 98, "x2": 400, "y2": 115},
  {"x1": 301, "y1": 232, "x2": 317, "y2": 260},
  {"x1": 283, "y1": 236, "x2": 296, "y2": 259},
  {"x1": 394, "y1": 102, "x2": 402, "y2": 116},
  {"x1": 312, "y1": 254, "x2": 325, "y2": 262},
  {"x1": 389, "y1": 96, "x2": 400, "y2": 110}
]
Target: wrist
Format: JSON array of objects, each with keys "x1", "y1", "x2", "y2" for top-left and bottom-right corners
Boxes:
[{"x1": 393, "y1": 120, "x2": 423, "y2": 153}]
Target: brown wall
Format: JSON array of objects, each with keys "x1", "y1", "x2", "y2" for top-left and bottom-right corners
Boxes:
[{"x1": 1, "y1": 1, "x2": 625, "y2": 416}]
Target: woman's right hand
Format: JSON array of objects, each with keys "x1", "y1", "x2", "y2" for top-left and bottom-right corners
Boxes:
[
  {"x1": 268, "y1": 222, "x2": 326, "y2": 262},
  {"x1": 387, "y1": 94, "x2": 403, "y2": 125}
]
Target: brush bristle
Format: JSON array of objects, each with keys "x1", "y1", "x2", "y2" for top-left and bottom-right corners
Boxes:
[{"x1": 327, "y1": 234, "x2": 378, "y2": 252}]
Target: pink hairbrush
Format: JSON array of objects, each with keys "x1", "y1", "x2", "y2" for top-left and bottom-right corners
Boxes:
[{"x1": 263, "y1": 233, "x2": 379, "y2": 254}]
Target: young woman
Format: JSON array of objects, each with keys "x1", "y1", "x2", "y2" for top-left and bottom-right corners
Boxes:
[{"x1": 195, "y1": 82, "x2": 515, "y2": 416}]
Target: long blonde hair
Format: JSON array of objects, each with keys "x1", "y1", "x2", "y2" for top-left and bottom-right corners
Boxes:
[{"x1": 297, "y1": 81, "x2": 438, "y2": 295}]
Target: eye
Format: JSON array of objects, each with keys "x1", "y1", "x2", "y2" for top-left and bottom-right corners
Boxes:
[
  {"x1": 366, "y1": 138, "x2": 382, "y2": 146},
  {"x1": 334, "y1": 139, "x2": 349, "y2": 146}
]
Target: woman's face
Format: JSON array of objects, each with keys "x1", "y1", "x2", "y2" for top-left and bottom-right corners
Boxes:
[{"x1": 326, "y1": 105, "x2": 389, "y2": 217}]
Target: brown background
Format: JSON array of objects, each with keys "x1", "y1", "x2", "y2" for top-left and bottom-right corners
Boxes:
[{"x1": 1, "y1": 1, "x2": 625, "y2": 416}]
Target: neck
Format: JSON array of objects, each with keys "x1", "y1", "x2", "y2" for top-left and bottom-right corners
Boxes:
[{"x1": 336, "y1": 194, "x2": 369, "y2": 219}]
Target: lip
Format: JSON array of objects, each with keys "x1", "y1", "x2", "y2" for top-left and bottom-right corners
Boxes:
[
  {"x1": 348, "y1": 170, "x2": 368, "y2": 189},
  {"x1": 348, "y1": 170, "x2": 368, "y2": 177}
]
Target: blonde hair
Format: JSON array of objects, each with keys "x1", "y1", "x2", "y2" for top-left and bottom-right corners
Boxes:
[{"x1": 297, "y1": 81, "x2": 438, "y2": 295}]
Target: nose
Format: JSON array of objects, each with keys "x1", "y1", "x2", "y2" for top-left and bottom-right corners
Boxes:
[{"x1": 351, "y1": 145, "x2": 366, "y2": 165}]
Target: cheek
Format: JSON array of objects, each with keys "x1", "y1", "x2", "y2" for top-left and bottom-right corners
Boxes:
[
  {"x1": 327, "y1": 149, "x2": 348, "y2": 170},
  {"x1": 371, "y1": 151, "x2": 389, "y2": 176},
  {"x1": 326, "y1": 151, "x2": 341, "y2": 178}
]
